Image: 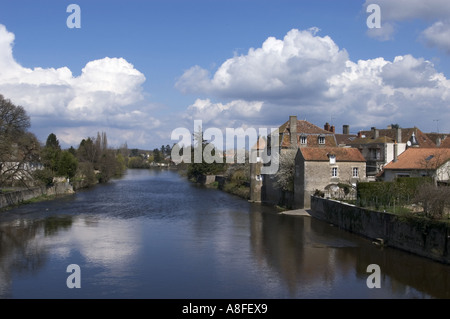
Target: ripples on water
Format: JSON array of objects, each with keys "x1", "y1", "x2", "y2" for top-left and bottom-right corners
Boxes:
[{"x1": 1, "y1": 169, "x2": 449, "y2": 299}]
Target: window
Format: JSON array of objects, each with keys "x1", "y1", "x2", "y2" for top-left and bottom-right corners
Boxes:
[
  {"x1": 318, "y1": 136, "x2": 325, "y2": 144},
  {"x1": 332, "y1": 167, "x2": 338, "y2": 177},
  {"x1": 300, "y1": 135, "x2": 307, "y2": 145},
  {"x1": 329, "y1": 155, "x2": 336, "y2": 164},
  {"x1": 352, "y1": 167, "x2": 359, "y2": 178}
]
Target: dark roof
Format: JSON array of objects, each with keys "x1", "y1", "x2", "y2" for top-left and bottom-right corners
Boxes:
[{"x1": 359, "y1": 127, "x2": 436, "y2": 148}]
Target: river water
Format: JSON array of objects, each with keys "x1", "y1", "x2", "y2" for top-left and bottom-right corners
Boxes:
[{"x1": 0, "y1": 169, "x2": 449, "y2": 299}]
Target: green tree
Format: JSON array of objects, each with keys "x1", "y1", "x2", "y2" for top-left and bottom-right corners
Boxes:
[
  {"x1": 57, "y1": 150, "x2": 78, "y2": 179},
  {"x1": 42, "y1": 133, "x2": 62, "y2": 172},
  {"x1": 186, "y1": 130, "x2": 226, "y2": 180},
  {"x1": 153, "y1": 148, "x2": 162, "y2": 163}
]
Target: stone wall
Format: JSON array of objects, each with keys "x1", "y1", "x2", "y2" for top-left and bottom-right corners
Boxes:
[
  {"x1": 310, "y1": 196, "x2": 450, "y2": 264},
  {"x1": 0, "y1": 182, "x2": 74, "y2": 209}
]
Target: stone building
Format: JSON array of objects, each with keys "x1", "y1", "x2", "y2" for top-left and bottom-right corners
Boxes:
[
  {"x1": 294, "y1": 147, "x2": 367, "y2": 209},
  {"x1": 252, "y1": 115, "x2": 339, "y2": 206}
]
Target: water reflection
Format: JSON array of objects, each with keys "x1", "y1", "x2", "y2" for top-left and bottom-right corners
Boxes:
[
  {"x1": 247, "y1": 206, "x2": 450, "y2": 298},
  {"x1": 0, "y1": 169, "x2": 449, "y2": 298},
  {"x1": 0, "y1": 216, "x2": 73, "y2": 298}
]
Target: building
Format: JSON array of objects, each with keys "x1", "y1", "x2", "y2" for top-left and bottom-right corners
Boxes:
[
  {"x1": 252, "y1": 115, "x2": 339, "y2": 206},
  {"x1": 294, "y1": 147, "x2": 367, "y2": 208},
  {"x1": 378, "y1": 148, "x2": 450, "y2": 185}
]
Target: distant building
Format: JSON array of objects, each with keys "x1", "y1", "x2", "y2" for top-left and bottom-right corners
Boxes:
[{"x1": 338, "y1": 126, "x2": 435, "y2": 180}]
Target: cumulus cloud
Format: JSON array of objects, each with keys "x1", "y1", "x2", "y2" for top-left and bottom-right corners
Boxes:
[
  {"x1": 178, "y1": 28, "x2": 450, "y2": 134},
  {"x1": 363, "y1": 0, "x2": 450, "y2": 53},
  {"x1": 176, "y1": 28, "x2": 349, "y2": 102},
  {"x1": 0, "y1": 24, "x2": 160, "y2": 148}
]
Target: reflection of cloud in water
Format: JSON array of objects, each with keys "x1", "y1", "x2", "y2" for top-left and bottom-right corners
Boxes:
[{"x1": 48, "y1": 217, "x2": 141, "y2": 269}]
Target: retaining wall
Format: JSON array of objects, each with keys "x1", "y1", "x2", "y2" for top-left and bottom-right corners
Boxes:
[
  {"x1": 310, "y1": 196, "x2": 450, "y2": 264},
  {"x1": 0, "y1": 182, "x2": 74, "y2": 209}
]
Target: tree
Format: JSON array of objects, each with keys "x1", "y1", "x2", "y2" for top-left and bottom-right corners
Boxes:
[
  {"x1": 57, "y1": 150, "x2": 78, "y2": 179},
  {"x1": 153, "y1": 148, "x2": 162, "y2": 163},
  {"x1": 186, "y1": 130, "x2": 226, "y2": 180},
  {"x1": 274, "y1": 149, "x2": 297, "y2": 192},
  {"x1": 0, "y1": 95, "x2": 40, "y2": 187},
  {"x1": 413, "y1": 182, "x2": 450, "y2": 219},
  {"x1": 42, "y1": 133, "x2": 62, "y2": 172}
]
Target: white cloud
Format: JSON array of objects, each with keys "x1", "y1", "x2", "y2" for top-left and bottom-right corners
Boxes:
[
  {"x1": 176, "y1": 28, "x2": 349, "y2": 102},
  {"x1": 363, "y1": 0, "x2": 450, "y2": 52},
  {"x1": 0, "y1": 24, "x2": 161, "y2": 148},
  {"x1": 177, "y1": 28, "x2": 450, "y2": 133},
  {"x1": 420, "y1": 20, "x2": 450, "y2": 54}
]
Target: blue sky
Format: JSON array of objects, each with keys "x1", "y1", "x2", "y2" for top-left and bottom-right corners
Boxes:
[{"x1": 0, "y1": 0, "x2": 449, "y2": 149}]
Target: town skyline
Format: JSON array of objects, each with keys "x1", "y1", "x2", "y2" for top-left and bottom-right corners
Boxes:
[{"x1": 0, "y1": 0, "x2": 449, "y2": 150}]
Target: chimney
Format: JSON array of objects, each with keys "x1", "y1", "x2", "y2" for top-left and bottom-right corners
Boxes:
[
  {"x1": 371, "y1": 127, "x2": 379, "y2": 139},
  {"x1": 324, "y1": 122, "x2": 330, "y2": 132},
  {"x1": 436, "y1": 136, "x2": 441, "y2": 147},
  {"x1": 396, "y1": 127, "x2": 402, "y2": 143},
  {"x1": 289, "y1": 116, "x2": 298, "y2": 148},
  {"x1": 393, "y1": 142, "x2": 398, "y2": 162},
  {"x1": 330, "y1": 125, "x2": 335, "y2": 133},
  {"x1": 343, "y1": 125, "x2": 349, "y2": 135}
]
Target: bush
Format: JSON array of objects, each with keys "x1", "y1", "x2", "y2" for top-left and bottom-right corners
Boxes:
[{"x1": 32, "y1": 168, "x2": 54, "y2": 186}]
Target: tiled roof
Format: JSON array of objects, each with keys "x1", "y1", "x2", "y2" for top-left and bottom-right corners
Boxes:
[
  {"x1": 279, "y1": 119, "x2": 337, "y2": 148},
  {"x1": 383, "y1": 148, "x2": 450, "y2": 170},
  {"x1": 280, "y1": 119, "x2": 332, "y2": 135},
  {"x1": 335, "y1": 134, "x2": 358, "y2": 145},
  {"x1": 439, "y1": 136, "x2": 450, "y2": 148},
  {"x1": 346, "y1": 135, "x2": 396, "y2": 145},
  {"x1": 300, "y1": 147, "x2": 366, "y2": 162},
  {"x1": 359, "y1": 127, "x2": 436, "y2": 148}
]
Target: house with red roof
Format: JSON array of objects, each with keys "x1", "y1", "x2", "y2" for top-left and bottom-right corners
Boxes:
[
  {"x1": 378, "y1": 148, "x2": 450, "y2": 185},
  {"x1": 294, "y1": 147, "x2": 367, "y2": 208}
]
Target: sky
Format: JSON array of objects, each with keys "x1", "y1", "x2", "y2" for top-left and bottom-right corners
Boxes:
[{"x1": 0, "y1": 0, "x2": 450, "y2": 150}]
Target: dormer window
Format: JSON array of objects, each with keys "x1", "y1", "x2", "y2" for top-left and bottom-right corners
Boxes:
[
  {"x1": 318, "y1": 135, "x2": 325, "y2": 145},
  {"x1": 300, "y1": 135, "x2": 307, "y2": 145}
]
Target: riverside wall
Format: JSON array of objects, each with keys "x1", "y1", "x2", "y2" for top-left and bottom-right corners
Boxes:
[
  {"x1": 310, "y1": 196, "x2": 450, "y2": 264},
  {"x1": 0, "y1": 182, "x2": 74, "y2": 209}
]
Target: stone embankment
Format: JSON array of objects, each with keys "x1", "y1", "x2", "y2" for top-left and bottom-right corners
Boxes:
[
  {"x1": 310, "y1": 196, "x2": 450, "y2": 264},
  {"x1": 0, "y1": 181, "x2": 74, "y2": 209}
]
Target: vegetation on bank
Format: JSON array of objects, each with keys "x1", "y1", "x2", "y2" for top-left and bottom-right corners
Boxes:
[{"x1": 0, "y1": 94, "x2": 128, "y2": 191}]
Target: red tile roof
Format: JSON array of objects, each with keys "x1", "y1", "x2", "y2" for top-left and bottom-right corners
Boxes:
[
  {"x1": 300, "y1": 147, "x2": 366, "y2": 162},
  {"x1": 383, "y1": 148, "x2": 450, "y2": 170}
]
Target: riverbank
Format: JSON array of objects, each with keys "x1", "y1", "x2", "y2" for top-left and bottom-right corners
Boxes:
[{"x1": 0, "y1": 181, "x2": 74, "y2": 211}]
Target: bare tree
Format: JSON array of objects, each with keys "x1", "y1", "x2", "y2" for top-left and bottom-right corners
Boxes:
[
  {"x1": 413, "y1": 182, "x2": 450, "y2": 219},
  {"x1": 0, "y1": 95, "x2": 40, "y2": 188},
  {"x1": 274, "y1": 148, "x2": 297, "y2": 192}
]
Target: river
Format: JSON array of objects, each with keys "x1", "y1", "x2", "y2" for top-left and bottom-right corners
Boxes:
[{"x1": 0, "y1": 168, "x2": 449, "y2": 299}]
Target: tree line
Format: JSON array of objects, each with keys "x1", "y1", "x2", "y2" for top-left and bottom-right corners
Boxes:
[{"x1": 0, "y1": 94, "x2": 126, "y2": 189}]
